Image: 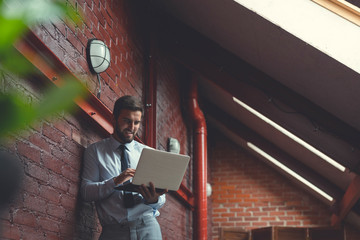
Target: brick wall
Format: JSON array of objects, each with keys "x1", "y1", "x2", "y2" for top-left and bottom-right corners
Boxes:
[
  {"x1": 1, "y1": 0, "x2": 193, "y2": 239},
  {"x1": 1, "y1": 114, "x2": 107, "y2": 239},
  {"x1": 156, "y1": 55, "x2": 193, "y2": 239},
  {"x1": 32, "y1": 0, "x2": 145, "y2": 106},
  {"x1": 208, "y1": 131, "x2": 334, "y2": 240}
]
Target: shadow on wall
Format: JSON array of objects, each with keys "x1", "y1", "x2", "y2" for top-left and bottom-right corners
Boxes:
[
  {"x1": 73, "y1": 150, "x2": 100, "y2": 240},
  {"x1": 74, "y1": 199, "x2": 99, "y2": 240},
  {"x1": 0, "y1": 148, "x2": 100, "y2": 239},
  {"x1": 0, "y1": 151, "x2": 23, "y2": 210}
]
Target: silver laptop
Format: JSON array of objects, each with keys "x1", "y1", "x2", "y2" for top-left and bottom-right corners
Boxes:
[{"x1": 114, "y1": 148, "x2": 190, "y2": 192}]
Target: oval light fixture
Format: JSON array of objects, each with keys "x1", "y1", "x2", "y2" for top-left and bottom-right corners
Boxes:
[{"x1": 86, "y1": 39, "x2": 111, "y2": 98}]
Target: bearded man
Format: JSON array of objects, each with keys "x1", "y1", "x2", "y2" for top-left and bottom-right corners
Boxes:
[{"x1": 81, "y1": 95, "x2": 166, "y2": 240}]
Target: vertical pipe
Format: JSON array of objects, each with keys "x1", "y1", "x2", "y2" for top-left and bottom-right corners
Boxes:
[
  {"x1": 144, "y1": 5, "x2": 157, "y2": 148},
  {"x1": 189, "y1": 76, "x2": 208, "y2": 240}
]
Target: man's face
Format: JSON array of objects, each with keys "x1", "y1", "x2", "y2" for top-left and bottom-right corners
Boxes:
[{"x1": 113, "y1": 109, "x2": 142, "y2": 143}]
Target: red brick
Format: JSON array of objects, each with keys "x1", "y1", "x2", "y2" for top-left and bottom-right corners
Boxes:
[
  {"x1": 12, "y1": 209, "x2": 37, "y2": 228},
  {"x1": 23, "y1": 194, "x2": 47, "y2": 214},
  {"x1": 68, "y1": 182, "x2": 79, "y2": 197},
  {"x1": 236, "y1": 212, "x2": 252, "y2": 217},
  {"x1": 60, "y1": 194, "x2": 76, "y2": 210},
  {"x1": 17, "y1": 141, "x2": 41, "y2": 164},
  {"x1": 101, "y1": 6, "x2": 113, "y2": 29},
  {"x1": 42, "y1": 153, "x2": 63, "y2": 174},
  {"x1": 67, "y1": 28, "x2": 84, "y2": 54},
  {"x1": 21, "y1": 224, "x2": 46, "y2": 240},
  {"x1": 21, "y1": 175, "x2": 40, "y2": 195},
  {"x1": 71, "y1": 128, "x2": 83, "y2": 146},
  {"x1": 44, "y1": 231, "x2": 59, "y2": 240},
  {"x1": 38, "y1": 216, "x2": 60, "y2": 232},
  {"x1": 253, "y1": 212, "x2": 269, "y2": 217},
  {"x1": 252, "y1": 222, "x2": 269, "y2": 227},
  {"x1": 76, "y1": 55, "x2": 90, "y2": 74},
  {"x1": 279, "y1": 216, "x2": 295, "y2": 221},
  {"x1": 51, "y1": 147, "x2": 80, "y2": 171},
  {"x1": 270, "y1": 221, "x2": 285, "y2": 226},
  {"x1": 66, "y1": 57, "x2": 79, "y2": 73},
  {"x1": 270, "y1": 211, "x2": 286, "y2": 216},
  {"x1": 48, "y1": 174, "x2": 69, "y2": 192},
  {"x1": 29, "y1": 133, "x2": 51, "y2": 153},
  {"x1": 47, "y1": 203, "x2": 67, "y2": 219},
  {"x1": 236, "y1": 222, "x2": 252, "y2": 227},
  {"x1": 25, "y1": 162, "x2": 49, "y2": 183},
  {"x1": 93, "y1": 2, "x2": 105, "y2": 27},
  {"x1": 61, "y1": 138, "x2": 83, "y2": 159},
  {"x1": 209, "y1": 135, "x2": 333, "y2": 236},
  {"x1": 245, "y1": 217, "x2": 259, "y2": 221},
  {"x1": 221, "y1": 222, "x2": 236, "y2": 227},
  {"x1": 220, "y1": 213, "x2": 235, "y2": 218},
  {"x1": 84, "y1": 0, "x2": 92, "y2": 8},
  {"x1": 81, "y1": 3, "x2": 94, "y2": 29},
  {"x1": 213, "y1": 208, "x2": 228, "y2": 213},
  {"x1": 39, "y1": 184, "x2": 61, "y2": 203},
  {"x1": 98, "y1": 24, "x2": 111, "y2": 45},
  {"x1": 43, "y1": 123, "x2": 64, "y2": 144},
  {"x1": 104, "y1": 5, "x2": 116, "y2": 22},
  {"x1": 53, "y1": 120, "x2": 72, "y2": 138},
  {"x1": 76, "y1": 26, "x2": 89, "y2": 52},
  {"x1": 53, "y1": 18, "x2": 66, "y2": 37},
  {"x1": 261, "y1": 217, "x2": 277, "y2": 221},
  {"x1": 286, "y1": 221, "x2": 302, "y2": 226},
  {"x1": 213, "y1": 217, "x2": 227, "y2": 223},
  {"x1": 61, "y1": 164, "x2": 80, "y2": 182},
  {"x1": 0, "y1": 220, "x2": 21, "y2": 239}
]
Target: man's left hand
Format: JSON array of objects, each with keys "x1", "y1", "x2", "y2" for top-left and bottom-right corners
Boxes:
[{"x1": 138, "y1": 182, "x2": 168, "y2": 204}]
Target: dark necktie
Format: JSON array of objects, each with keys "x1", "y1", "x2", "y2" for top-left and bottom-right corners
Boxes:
[
  {"x1": 119, "y1": 144, "x2": 135, "y2": 208},
  {"x1": 119, "y1": 144, "x2": 129, "y2": 172}
]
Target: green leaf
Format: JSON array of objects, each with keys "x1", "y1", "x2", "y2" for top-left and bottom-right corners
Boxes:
[
  {"x1": 0, "y1": 16, "x2": 26, "y2": 51},
  {"x1": 0, "y1": 79, "x2": 87, "y2": 139},
  {"x1": 0, "y1": 92, "x2": 37, "y2": 137},
  {"x1": 0, "y1": 48, "x2": 36, "y2": 76},
  {"x1": 34, "y1": 77, "x2": 87, "y2": 119},
  {"x1": 0, "y1": 0, "x2": 87, "y2": 140}
]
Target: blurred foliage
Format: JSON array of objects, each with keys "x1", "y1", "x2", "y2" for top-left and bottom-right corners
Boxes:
[
  {"x1": 0, "y1": 0, "x2": 87, "y2": 140},
  {"x1": 0, "y1": 79, "x2": 86, "y2": 138}
]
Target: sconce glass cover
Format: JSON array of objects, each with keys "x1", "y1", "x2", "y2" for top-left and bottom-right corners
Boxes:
[{"x1": 88, "y1": 39, "x2": 110, "y2": 73}]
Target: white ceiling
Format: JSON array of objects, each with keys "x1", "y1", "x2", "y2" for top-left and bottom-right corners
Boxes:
[
  {"x1": 154, "y1": 0, "x2": 360, "y2": 131},
  {"x1": 153, "y1": 0, "x2": 360, "y2": 211}
]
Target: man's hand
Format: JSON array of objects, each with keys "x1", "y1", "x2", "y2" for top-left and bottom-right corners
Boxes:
[
  {"x1": 113, "y1": 168, "x2": 136, "y2": 185},
  {"x1": 138, "y1": 182, "x2": 168, "y2": 204}
]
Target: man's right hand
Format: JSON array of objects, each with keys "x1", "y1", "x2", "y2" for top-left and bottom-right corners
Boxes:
[{"x1": 113, "y1": 168, "x2": 136, "y2": 185}]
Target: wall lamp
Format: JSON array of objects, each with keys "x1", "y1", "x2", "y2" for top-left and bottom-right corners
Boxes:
[
  {"x1": 167, "y1": 137, "x2": 180, "y2": 154},
  {"x1": 86, "y1": 39, "x2": 111, "y2": 98}
]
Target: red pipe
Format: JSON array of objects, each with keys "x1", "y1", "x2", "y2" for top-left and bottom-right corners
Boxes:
[
  {"x1": 143, "y1": 7, "x2": 157, "y2": 148},
  {"x1": 189, "y1": 77, "x2": 208, "y2": 240}
]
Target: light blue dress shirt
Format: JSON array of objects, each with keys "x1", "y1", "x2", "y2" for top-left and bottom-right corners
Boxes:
[{"x1": 81, "y1": 136, "x2": 166, "y2": 226}]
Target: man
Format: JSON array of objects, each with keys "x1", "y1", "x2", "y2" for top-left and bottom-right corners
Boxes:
[{"x1": 81, "y1": 95, "x2": 167, "y2": 240}]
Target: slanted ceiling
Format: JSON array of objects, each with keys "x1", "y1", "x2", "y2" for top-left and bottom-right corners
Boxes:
[{"x1": 153, "y1": 0, "x2": 360, "y2": 226}]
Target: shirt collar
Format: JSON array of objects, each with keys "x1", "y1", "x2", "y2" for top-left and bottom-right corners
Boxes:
[{"x1": 110, "y1": 135, "x2": 135, "y2": 151}]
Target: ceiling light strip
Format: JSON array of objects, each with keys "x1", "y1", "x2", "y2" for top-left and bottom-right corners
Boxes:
[
  {"x1": 247, "y1": 142, "x2": 334, "y2": 202},
  {"x1": 312, "y1": 0, "x2": 360, "y2": 26},
  {"x1": 233, "y1": 97, "x2": 346, "y2": 172}
]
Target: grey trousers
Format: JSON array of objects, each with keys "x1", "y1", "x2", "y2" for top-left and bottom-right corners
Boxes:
[{"x1": 99, "y1": 216, "x2": 162, "y2": 240}]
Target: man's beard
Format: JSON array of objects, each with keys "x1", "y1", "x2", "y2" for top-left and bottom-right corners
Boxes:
[{"x1": 115, "y1": 125, "x2": 135, "y2": 143}]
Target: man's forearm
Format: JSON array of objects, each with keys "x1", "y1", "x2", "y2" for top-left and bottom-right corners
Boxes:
[{"x1": 81, "y1": 178, "x2": 116, "y2": 202}]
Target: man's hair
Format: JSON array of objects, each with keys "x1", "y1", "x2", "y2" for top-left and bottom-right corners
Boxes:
[{"x1": 113, "y1": 95, "x2": 144, "y2": 119}]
